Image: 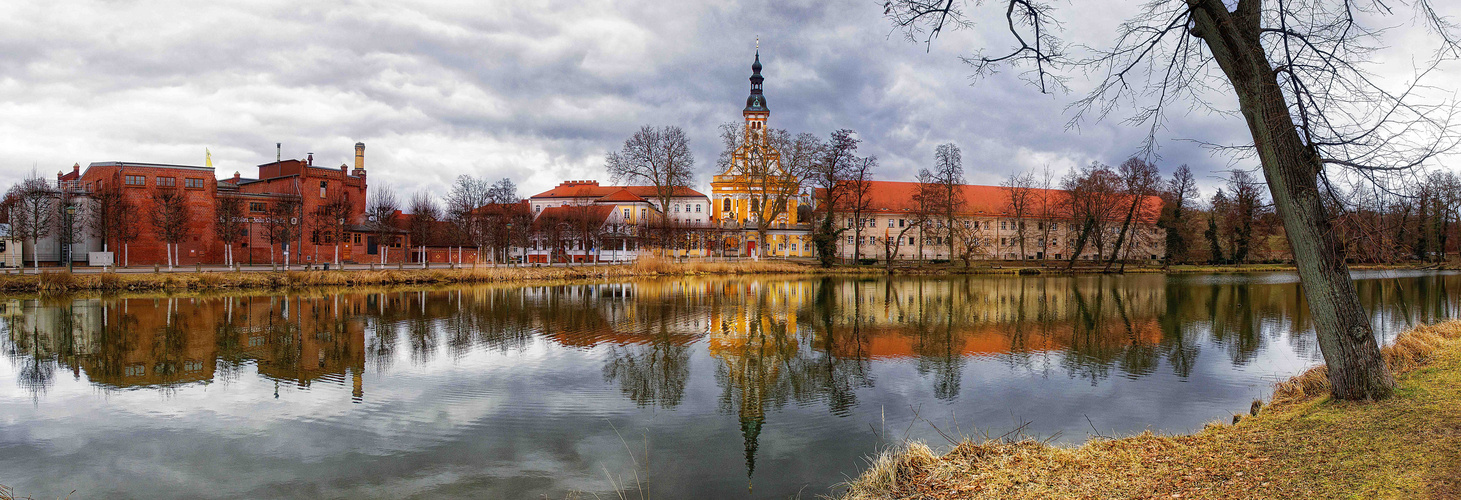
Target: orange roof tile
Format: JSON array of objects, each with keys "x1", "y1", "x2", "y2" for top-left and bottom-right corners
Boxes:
[{"x1": 823, "y1": 180, "x2": 1162, "y2": 221}]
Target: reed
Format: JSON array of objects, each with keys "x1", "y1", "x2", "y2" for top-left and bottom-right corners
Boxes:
[{"x1": 0, "y1": 259, "x2": 839, "y2": 294}]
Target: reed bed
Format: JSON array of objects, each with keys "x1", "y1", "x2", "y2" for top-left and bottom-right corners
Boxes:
[
  {"x1": 0, "y1": 258, "x2": 841, "y2": 294},
  {"x1": 839, "y1": 321, "x2": 1461, "y2": 499}
]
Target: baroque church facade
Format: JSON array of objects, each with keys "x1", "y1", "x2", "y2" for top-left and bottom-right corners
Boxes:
[{"x1": 710, "y1": 49, "x2": 814, "y2": 258}]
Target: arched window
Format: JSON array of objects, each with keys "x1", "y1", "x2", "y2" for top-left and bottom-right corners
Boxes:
[{"x1": 722, "y1": 198, "x2": 731, "y2": 212}]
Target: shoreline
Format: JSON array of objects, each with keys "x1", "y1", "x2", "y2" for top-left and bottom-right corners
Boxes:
[
  {"x1": 837, "y1": 321, "x2": 1461, "y2": 499},
  {"x1": 0, "y1": 260, "x2": 1450, "y2": 295}
]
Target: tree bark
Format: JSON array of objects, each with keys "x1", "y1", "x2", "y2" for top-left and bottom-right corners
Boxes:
[{"x1": 1191, "y1": 0, "x2": 1393, "y2": 399}]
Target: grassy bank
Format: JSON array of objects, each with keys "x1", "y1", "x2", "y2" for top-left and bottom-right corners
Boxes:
[
  {"x1": 841, "y1": 321, "x2": 1461, "y2": 499},
  {"x1": 0, "y1": 258, "x2": 859, "y2": 294}
]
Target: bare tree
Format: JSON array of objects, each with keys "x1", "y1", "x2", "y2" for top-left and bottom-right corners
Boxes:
[
  {"x1": 811, "y1": 130, "x2": 859, "y2": 265},
  {"x1": 718, "y1": 123, "x2": 820, "y2": 259},
  {"x1": 312, "y1": 196, "x2": 354, "y2": 266},
  {"x1": 845, "y1": 156, "x2": 878, "y2": 262},
  {"x1": 408, "y1": 191, "x2": 439, "y2": 266},
  {"x1": 1106, "y1": 157, "x2": 1162, "y2": 272},
  {"x1": 1159, "y1": 165, "x2": 1200, "y2": 264},
  {"x1": 930, "y1": 143, "x2": 966, "y2": 260},
  {"x1": 606, "y1": 125, "x2": 696, "y2": 243},
  {"x1": 1001, "y1": 171, "x2": 1037, "y2": 260},
  {"x1": 264, "y1": 197, "x2": 301, "y2": 269},
  {"x1": 884, "y1": 0, "x2": 1461, "y2": 400},
  {"x1": 7, "y1": 171, "x2": 55, "y2": 272},
  {"x1": 445, "y1": 175, "x2": 490, "y2": 255},
  {"x1": 881, "y1": 201, "x2": 928, "y2": 270},
  {"x1": 96, "y1": 187, "x2": 132, "y2": 250},
  {"x1": 483, "y1": 178, "x2": 522, "y2": 264},
  {"x1": 214, "y1": 195, "x2": 244, "y2": 267},
  {"x1": 1061, "y1": 162, "x2": 1123, "y2": 268},
  {"x1": 366, "y1": 186, "x2": 400, "y2": 265},
  {"x1": 149, "y1": 186, "x2": 191, "y2": 270},
  {"x1": 1226, "y1": 169, "x2": 1270, "y2": 264}
]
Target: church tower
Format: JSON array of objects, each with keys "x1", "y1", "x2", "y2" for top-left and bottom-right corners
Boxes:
[
  {"x1": 711, "y1": 42, "x2": 807, "y2": 258},
  {"x1": 743, "y1": 46, "x2": 769, "y2": 137}
]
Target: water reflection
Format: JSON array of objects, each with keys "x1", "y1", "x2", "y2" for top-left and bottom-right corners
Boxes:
[{"x1": 3, "y1": 271, "x2": 1459, "y2": 498}]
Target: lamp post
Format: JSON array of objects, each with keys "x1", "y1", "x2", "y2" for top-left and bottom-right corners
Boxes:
[{"x1": 65, "y1": 205, "x2": 76, "y2": 272}]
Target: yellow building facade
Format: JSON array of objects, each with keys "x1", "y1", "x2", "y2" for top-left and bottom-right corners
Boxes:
[{"x1": 710, "y1": 49, "x2": 812, "y2": 258}]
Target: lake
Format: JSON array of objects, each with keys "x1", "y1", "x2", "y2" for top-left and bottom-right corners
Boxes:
[{"x1": 2, "y1": 271, "x2": 1457, "y2": 498}]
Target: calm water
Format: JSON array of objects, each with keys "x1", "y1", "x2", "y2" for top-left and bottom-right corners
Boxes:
[{"x1": 2, "y1": 271, "x2": 1458, "y2": 498}]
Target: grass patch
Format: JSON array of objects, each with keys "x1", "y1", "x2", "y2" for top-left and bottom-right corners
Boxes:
[{"x1": 839, "y1": 321, "x2": 1461, "y2": 499}]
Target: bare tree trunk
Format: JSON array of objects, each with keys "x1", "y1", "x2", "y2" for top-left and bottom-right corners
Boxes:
[
  {"x1": 1104, "y1": 201, "x2": 1138, "y2": 273},
  {"x1": 1193, "y1": 3, "x2": 1392, "y2": 399}
]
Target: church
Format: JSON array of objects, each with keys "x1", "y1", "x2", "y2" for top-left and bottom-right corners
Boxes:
[{"x1": 709, "y1": 47, "x2": 814, "y2": 258}]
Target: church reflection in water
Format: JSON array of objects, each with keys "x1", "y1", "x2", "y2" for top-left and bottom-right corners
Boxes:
[{"x1": 7, "y1": 273, "x2": 1447, "y2": 481}]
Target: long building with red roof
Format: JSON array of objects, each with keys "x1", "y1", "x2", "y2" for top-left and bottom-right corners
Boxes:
[{"x1": 821, "y1": 180, "x2": 1164, "y2": 262}]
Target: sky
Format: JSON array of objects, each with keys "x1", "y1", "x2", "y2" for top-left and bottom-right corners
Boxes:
[{"x1": 1, "y1": 0, "x2": 1458, "y2": 199}]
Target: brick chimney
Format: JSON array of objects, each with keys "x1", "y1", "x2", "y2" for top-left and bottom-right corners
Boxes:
[
  {"x1": 352, "y1": 142, "x2": 367, "y2": 179},
  {"x1": 307, "y1": 153, "x2": 314, "y2": 166},
  {"x1": 233, "y1": 171, "x2": 241, "y2": 183}
]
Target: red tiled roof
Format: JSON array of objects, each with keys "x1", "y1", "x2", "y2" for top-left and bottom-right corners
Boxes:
[
  {"x1": 469, "y1": 201, "x2": 531, "y2": 216},
  {"x1": 823, "y1": 180, "x2": 1162, "y2": 221},
  {"x1": 530, "y1": 181, "x2": 705, "y2": 200},
  {"x1": 597, "y1": 189, "x2": 649, "y2": 203},
  {"x1": 535, "y1": 204, "x2": 618, "y2": 228}
]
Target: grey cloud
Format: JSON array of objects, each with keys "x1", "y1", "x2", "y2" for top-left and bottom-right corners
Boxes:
[{"x1": 1, "y1": 0, "x2": 1456, "y2": 199}]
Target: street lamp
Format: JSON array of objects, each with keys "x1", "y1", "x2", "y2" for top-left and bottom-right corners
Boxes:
[{"x1": 65, "y1": 205, "x2": 76, "y2": 272}]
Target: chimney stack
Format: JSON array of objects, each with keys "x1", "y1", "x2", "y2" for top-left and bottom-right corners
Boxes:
[
  {"x1": 307, "y1": 153, "x2": 314, "y2": 166},
  {"x1": 352, "y1": 142, "x2": 367, "y2": 178}
]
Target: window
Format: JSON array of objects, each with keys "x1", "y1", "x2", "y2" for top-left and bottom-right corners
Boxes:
[
  {"x1": 983, "y1": 221, "x2": 990, "y2": 230},
  {"x1": 722, "y1": 198, "x2": 731, "y2": 212},
  {"x1": 750, "y1": 199, "x2": 760, "y2": 212},
  {"x1": 674, "y1": 204, "x2": 680, "y2": 213},
  {"x1": 157, "y1": 176, "x2": 176, "y2": 187},
  {"x1": 320, "y1": 180, "x2": 327, "y2": 198},
  {"x1": 623, "y1": 208, "x2": 630, "y2": 219},
  {"x1": 909, "y1": 237, "x2": 915, "y2": 245},
  {"x1": 1000, "y1": 221, "x2": 1007, "y2": 230},
  {"x1": 888, "y1": 219, "x2": 894, "y2": 228},
  {"x1": 249, "y1": 202, "x2": 266, "y2": 212},
  {"x1": 125, "y1": 175, "x2": 145, "y2": 186},
  {"x1": 899, "y1": 219, "x2": 906, "y2": 228},
  {"x1": 846, "y1": 236, "x2": 854, "y2": 244},
  {"x1": 695, "y1": 204, "x2": 702, "y2": 213},
  {"x1": 185, "y1": 178, "x2": 205, "y2": 189}
]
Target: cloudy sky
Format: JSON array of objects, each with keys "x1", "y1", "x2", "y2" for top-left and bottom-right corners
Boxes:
[{"x1": 1, "y1": 0, "x2": 1457, "y2": 199}]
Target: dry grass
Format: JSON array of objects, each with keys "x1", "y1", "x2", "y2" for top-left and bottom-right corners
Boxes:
[
  {"x1": 839, "y1": 321, "x2": 1461, "y2": 500},
  {"x1": 0, "y1": 258, "x2": 839, "y2": 294}
]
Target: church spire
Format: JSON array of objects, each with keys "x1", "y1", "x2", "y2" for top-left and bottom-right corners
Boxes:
[{"x1": 744, "y1": 42, "x2": 768, "y2": 114}]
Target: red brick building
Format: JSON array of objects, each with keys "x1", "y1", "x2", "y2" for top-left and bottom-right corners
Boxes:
[
  {"x1": 76, "y1": 161, "x2": 228, "y2": 266},
  {"x1": 68, "y1": 142, "x2": 387, "y2": 266}
]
